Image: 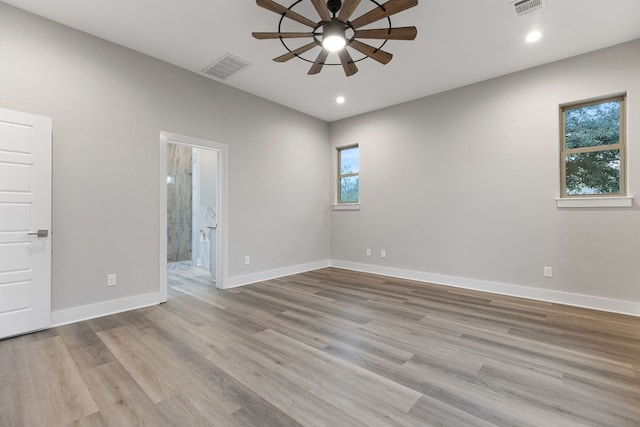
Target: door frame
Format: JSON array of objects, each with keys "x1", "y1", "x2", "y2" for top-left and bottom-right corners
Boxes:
[{"x1": 159, "y1": 132, "x2": 229, "y2": 301}]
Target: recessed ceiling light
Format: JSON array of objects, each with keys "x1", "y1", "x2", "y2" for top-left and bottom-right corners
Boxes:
[
  {"x1": 526, "y1": 30, "x2": 542, "y2": 43},
  {"x1": 336, "y1": 96, "x2": 345, "y2": 104}
]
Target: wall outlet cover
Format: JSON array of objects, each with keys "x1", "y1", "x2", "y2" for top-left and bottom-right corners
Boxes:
[{"x1": 107, "y1": 274, "x2": 117, "y2": 287}]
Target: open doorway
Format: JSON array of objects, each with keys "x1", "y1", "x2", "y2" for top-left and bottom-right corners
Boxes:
[
  {"x1": 159, "y1": 132, "x2": 228, "y2": 302},
  {"x1": 167, "y1": 143, "x2": 217, "y2": 293}
]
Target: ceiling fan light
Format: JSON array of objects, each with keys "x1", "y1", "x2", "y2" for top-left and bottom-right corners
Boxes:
[
  {"x1": 322, "y1": 19, "x2": 347, "y2": 52},
  {"x1": 323, "y1": 35, "x2": 346, "y2": 51}
]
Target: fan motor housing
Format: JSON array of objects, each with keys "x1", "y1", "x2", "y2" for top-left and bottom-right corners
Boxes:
[{"x1": 327, "y1": 0, "x2": 342, "y2": 15}]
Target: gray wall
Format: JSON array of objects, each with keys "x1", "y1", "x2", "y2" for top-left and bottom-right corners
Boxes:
[
  {"x1": 0, "y1": 3, "x2": 330, "y2": 311},
  {"x1": 329, "y1": 39, "x2": 640, "y2": 303},
  {"x1": 2, "y1": 2, "x2": 637, "y2": 314}
]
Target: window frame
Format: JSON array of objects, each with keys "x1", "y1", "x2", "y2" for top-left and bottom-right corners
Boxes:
[
  {"x1": 559, "y1": 94, "x2": 627, "y2": 199},
  {"x1": 336, "y1": 144, "x2": 359, "y2": 205}
]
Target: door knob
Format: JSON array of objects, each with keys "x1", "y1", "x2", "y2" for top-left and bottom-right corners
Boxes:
[{"x1": 27, "y1": 229, "x2": 49, "y2": 238}]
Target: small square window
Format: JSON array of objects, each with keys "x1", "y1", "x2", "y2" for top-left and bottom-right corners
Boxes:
[
  {"x1": 560, "y1": 95, "x2": 626, "y2": 197},
  {"x1": 337, "y1": 145, "x2": 359, "y2": 204}
]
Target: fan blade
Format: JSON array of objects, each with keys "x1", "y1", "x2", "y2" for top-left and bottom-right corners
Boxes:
[
  {"x1": 273, "y1": 42, "x2": 318, "y2": 62},
  {"x1": 350, "y1": 0, "x2": 418, "y2": 29},
  {"x1": 354, "y1": 26, "x2": 417, "y2": 40},
  {"x1": 338, "y1": 49, "x2": 358, "y2": 76},
  {"x1": 253, "y1": 32, "x2": 314, "y2": 39},
  {"x1": 308, "y1": 49, "x2": 329, "y2": 75},
  {"x1": 349, "y1": 40, "x2": 393, "y2": 64},
  {"x1": 338, "y1": 0, "x2": 362, "y2": 21},
  {"x1": 256, "y1": 0, "x2": 317, "y2": 28},
  {"x1": 310, "y1": 0, "x2": 331, "y2": 21}
]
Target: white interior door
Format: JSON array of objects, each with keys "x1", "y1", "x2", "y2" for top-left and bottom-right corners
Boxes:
[{"x1": 0, "y1": 108, "x2": 52, "y2": 339}]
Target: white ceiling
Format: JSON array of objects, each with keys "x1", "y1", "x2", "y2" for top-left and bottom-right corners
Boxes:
[{"x1": 4, "y1": 0, "x2": 640, "y2": 122}]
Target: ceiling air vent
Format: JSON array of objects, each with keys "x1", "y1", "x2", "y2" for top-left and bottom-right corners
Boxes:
[
  {"x1": 510, "y1": 0, "x2": 545, "y2": 17},
  {"x1": 202, "y1": 54, "x2": 251, "y2": 81}
]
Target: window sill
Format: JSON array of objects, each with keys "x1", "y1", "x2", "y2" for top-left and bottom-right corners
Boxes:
[
  {"x1": 556, "y1": 196, "x2": 633, "y2": 208},
  {"x1": 332, "y1": 203, "x2": 360, "y2": 211}
]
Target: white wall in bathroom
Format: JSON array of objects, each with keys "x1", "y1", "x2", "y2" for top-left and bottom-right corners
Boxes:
[
  {"x1": 199, "y1": 148, "x2": 218, "y2": 230},
  {"x1": 193, "y1": 147, "x2": 218, "y2": 268}
]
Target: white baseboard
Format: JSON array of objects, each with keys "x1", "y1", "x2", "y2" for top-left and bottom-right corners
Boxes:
[
  {"x1": 50, "y1": 260, "x2": 330, "y2": 327},
  {"x1": 51, "y1": 292, "x2": 162, "y2": 327},
  {"x1": 225, "y1": 260, "x2": 330, "y2": 289},
  {"x1": 330, "y1": 260, "x2": 640, "y2": 317},
  {"x1": 50, "y1": 260, "x2": 640, "y2": 328}
]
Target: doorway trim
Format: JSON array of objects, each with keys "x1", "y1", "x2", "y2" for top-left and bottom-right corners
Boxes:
[{"x1": 159, "y1": 132, "x2": 229, "y2": 302}]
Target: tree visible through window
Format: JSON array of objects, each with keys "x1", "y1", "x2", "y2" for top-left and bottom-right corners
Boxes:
[
  {"x1": 338, "y1": 145, "x2": 359, "y2": 203},
  {"x1": 561, "y1": 95, "x2": 626, "y2": 196}
]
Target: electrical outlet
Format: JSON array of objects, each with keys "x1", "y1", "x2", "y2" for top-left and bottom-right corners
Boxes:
[
  {"x1": 381, "y1": 249, "x2": 386, "y2": 258},
  {"x1": 366, "y1": 248, "x2": 371, "y2": 256},
  {"x1": 543, "y1": 266, "x2": 552, "y2": 278},
  {"x1": 244, "y1": 256, "x2": 251, "y2": 265},
  {"x1": 107, "y1": 273, "x2": 117, "y2": 287}
]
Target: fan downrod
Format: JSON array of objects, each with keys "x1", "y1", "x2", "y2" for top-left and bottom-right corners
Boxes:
[{"x1": 327, "y1": 0, "x2": 342, "y2": 15}]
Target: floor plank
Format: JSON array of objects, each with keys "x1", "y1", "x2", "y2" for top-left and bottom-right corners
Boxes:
[
  {"x1": 0, "y1": 336, "x2": 98, "y2": 426},
  {"x1": 1, "y1": 266, "x2": 639, "y2": 426}
]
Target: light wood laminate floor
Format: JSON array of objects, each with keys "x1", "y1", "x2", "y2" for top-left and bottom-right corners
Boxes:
[{"x1": 1, "y1": 267, "x2": 639, "y2": 426}]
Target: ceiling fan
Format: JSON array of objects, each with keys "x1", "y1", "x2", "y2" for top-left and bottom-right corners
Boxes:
[{"x1": 252, "y1": 0, "x2": 418, "y2": 76}]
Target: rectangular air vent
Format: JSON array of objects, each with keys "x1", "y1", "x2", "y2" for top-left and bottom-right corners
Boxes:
[
  {"x1": 510, "y1": 0, "x2": 545, "y2": 17},
  {"x1": 202, "y1": 54, "x2": 251, "y2": 81}
]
